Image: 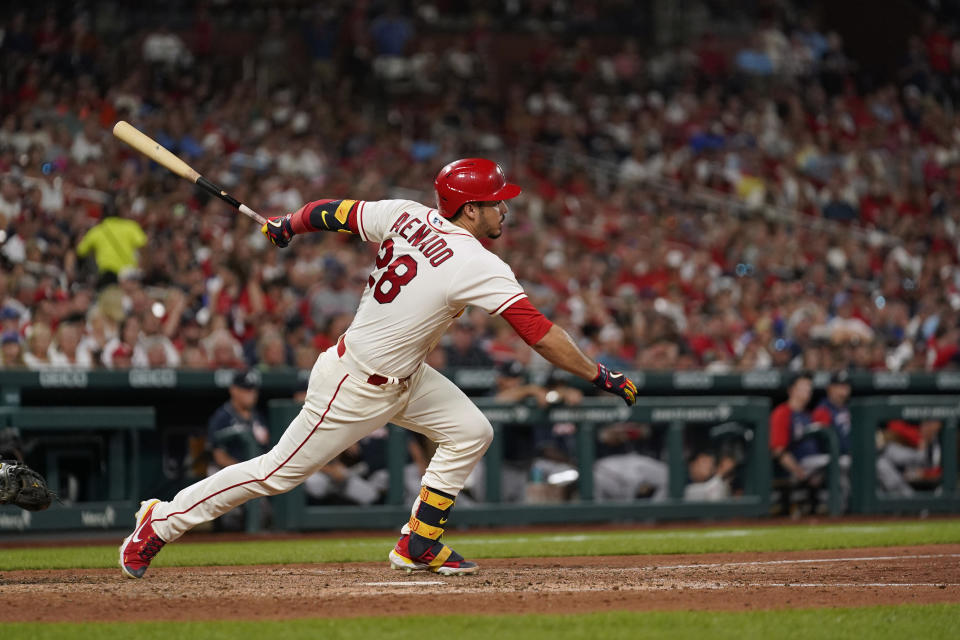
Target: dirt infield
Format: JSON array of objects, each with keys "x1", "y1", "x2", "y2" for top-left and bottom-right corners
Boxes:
[{"x1": 1, "y1": 544, "x2": 958, "y2": 622}]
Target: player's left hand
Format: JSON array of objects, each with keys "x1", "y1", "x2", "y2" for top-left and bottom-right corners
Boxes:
[
  {"x1": 261, "y1": 214, "x2": 295, "y2": 248},
  {"x1": 592, "y1": 363, "x2": 637, "y2": 406}
]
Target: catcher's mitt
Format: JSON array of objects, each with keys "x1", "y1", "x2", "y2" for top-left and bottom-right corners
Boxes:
[{"x1": 0, "y1": 460, "x2": 55, "y2": 511}]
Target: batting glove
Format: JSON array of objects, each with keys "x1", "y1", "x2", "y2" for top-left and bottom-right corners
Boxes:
[
  {"x1": 262, "y1": 214, "x2": 295, "y2": 248},
  {"x1": 592, "y1": 363, "x2": 638, "y2": 406}
]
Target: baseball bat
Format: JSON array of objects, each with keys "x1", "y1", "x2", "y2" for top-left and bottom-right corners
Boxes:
[{"x1": 111, "y1": 120, "x2": 266, "y2": 225}]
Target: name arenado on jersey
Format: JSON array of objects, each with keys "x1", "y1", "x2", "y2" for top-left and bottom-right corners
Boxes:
[{"x1": 389, "y1": 212, "x2": 455, "y2": 267}]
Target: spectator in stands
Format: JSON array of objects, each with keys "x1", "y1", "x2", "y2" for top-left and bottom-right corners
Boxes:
[
  {"x1": 204, "y1": 325, "x2": 246, "y2": 370},
  {"x1": 102, "y1": 315, "x2": 140, "y2": 369},
  {"x1": 22, "y1": 322, "x2": 54, "y2": 370},
  {"x1": 0, "y1": 305, "x2": 20, "y2": 335},
  {"x1": 255, "y1": 330, "x2": 292, "y2": 370},
  {"x1": 0, "y1": 331, "x2": 24, "y2": 368},
  {"x1": 49, "y1": 316, "x2": 93, "y2": 368},
  {"x1": 370, "y1": 5, "x2": 413, "y2": 56},
  {"x1": 75, "y1": 210, "x2": 147, "y2": 287},
  {"x1": 595, "y1": 324, "x2": 633, "y2": 371},
  {"x1": 142, "y1": 23, "x2": 192, "y2": 67},
  {"x1": 736, "y1": 33, "x2": 775, "y2": 75},
  {"x1": 0, "y1": 177, "x2": 21, "y2": 225},
  {"x1": 0, "y1": 1, "x2": 955, "y2": 383},
  {"x1": 133, "y1": 309, "x2": 181, "y2": 369},
  {"x1": 78, "y1": 307, "x2": 113, "y2": 366},
  {"x1": 70, "y1": 119, "x2": 104, "y2": 165},
  {"x1": 109, "y1": 343, "x2": 134, "y2": 369}
]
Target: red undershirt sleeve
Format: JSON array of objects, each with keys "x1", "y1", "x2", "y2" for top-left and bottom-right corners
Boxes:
[
  {"x1": 501, "y1": 298, "x2": 554, "y2": 346},
  {"x1": 769, "y1": 405, "x2": 791, "y2": 451}
]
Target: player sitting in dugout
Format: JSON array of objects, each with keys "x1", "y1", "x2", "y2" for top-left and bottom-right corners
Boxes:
[
  {"x1": 770, "y1": 371, "x2": 850, "y2": 513},
  {"x1": 877, "y1": 419, "x2": 943, "y2": 496}
]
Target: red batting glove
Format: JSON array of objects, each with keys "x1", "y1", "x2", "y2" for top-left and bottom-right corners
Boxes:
[
  {"x1": 592, "y1": 363, "x2": 638, "y2": 406},
  {"x1": 262, "y1": 214, "x2": 295, "y2": 248}
]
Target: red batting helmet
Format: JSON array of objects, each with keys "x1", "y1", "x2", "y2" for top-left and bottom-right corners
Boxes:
[{"x1": 434, "y1": 158, "x2": 522, "y2": 219}]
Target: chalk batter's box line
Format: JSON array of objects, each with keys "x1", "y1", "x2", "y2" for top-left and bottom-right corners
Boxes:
[{"x1": 641, "y1": 553, "x2": 960, "y2": 571}]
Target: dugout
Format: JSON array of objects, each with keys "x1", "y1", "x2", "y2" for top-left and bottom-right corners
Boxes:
[
  {"x1": 1, "y1": 369, "x2": 959, "y2": 533},
  {"x1": 0, "y1": 406, "x2": 154, "y2": 531},
  {"x1": 849, "y1": 396, "x2": 959, "y2": 514},
  {"x1": 266, "y1": 396, "x2": 772, "y2": 532}
]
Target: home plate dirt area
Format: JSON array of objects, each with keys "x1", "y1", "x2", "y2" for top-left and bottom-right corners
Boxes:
[{"x1": 2, "y1": 545, "x2": 959, "y2": 622}]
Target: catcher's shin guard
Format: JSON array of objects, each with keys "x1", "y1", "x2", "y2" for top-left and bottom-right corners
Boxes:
[
  {"x1": 119, "y1": 499, "x2": 166, "y2": 579},
  {"x1": 388, "y1": 486, "x2": 479, "y2": 576}
]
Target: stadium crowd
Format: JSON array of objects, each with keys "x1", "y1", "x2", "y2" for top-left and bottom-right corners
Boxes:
[{"x1": 1, "y1": 1, "x2": 960, "y2": 381}]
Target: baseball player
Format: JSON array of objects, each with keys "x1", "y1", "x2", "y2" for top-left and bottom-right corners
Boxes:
[{"x1": 120, "y1": 158, "x2": 638, "y2": 578}]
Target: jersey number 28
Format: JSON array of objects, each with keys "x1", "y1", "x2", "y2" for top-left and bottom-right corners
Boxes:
[{"x1": 369, "y1": 239, "x2": 418, "y2": 303}]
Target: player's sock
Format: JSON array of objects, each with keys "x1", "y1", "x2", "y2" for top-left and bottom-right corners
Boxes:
[{"x1": 408, "y1": 486, "x2": 456, "y2": 559}]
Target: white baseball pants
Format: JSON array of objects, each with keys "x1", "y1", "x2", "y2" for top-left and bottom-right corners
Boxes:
[{"x1": 150, "y1": 345, "x2": 493, "y2": 542}]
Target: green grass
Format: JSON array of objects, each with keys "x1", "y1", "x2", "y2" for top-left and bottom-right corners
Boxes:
[
  {"x1": 7, "y1": 605, "x2": 960, "y2": 640},
  {"x1": 2, "y1": 518, "x2": 959, "y2": 571}
]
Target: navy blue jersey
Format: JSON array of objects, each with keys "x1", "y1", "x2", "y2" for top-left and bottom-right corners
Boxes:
[
  {"x1": 770, "y1": 402, "x2": 821, "y2": 460},
  {"x1": 207, "y1": 401, "x2": 268, "y2": 465},
  {"x1": 812, "y1": 400, "x2": 851, "y2": 455}
]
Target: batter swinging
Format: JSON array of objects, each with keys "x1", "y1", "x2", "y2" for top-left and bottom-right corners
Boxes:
[{"x1": 120, "y1": 158, "x2": 638, "y2": 578}]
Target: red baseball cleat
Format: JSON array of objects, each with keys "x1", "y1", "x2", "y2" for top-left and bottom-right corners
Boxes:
[
  {"x1": 119, "y1": 499, "x2": 166, "y2": 579},
  {"x1": 388, "y1": 533, "x2": 479, "y2": 576}
]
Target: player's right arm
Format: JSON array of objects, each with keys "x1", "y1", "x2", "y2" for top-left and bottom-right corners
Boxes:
[
  {"x1": 261, "y1": 199, "x2": 360, "y2": 247},
  {"x1": 261, "y1": 199, "x2": 414, "y2": 247}
]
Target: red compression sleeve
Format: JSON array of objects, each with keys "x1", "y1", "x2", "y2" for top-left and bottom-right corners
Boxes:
[
  {"x1": 289, "y1": 199, "x2": 360, "y2": 234},
  {"x1": 501, "y1": 298, "x2": 553, "y2": 346}
]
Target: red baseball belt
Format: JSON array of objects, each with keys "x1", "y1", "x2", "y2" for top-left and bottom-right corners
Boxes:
[{"x1": 336, "y1": 336, "x2": 412, "y2": 386}]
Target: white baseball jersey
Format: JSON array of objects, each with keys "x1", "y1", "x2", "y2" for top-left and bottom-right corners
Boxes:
[
  {"x1": 344, "y1": 199, "x2": 527, "y2": 378},
  {"x1": 146, "y1": 199, "x2": 527, "y2": 544},
  {"x1": 143, "y1": 202, "x2": 529, "y2": 546}
]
